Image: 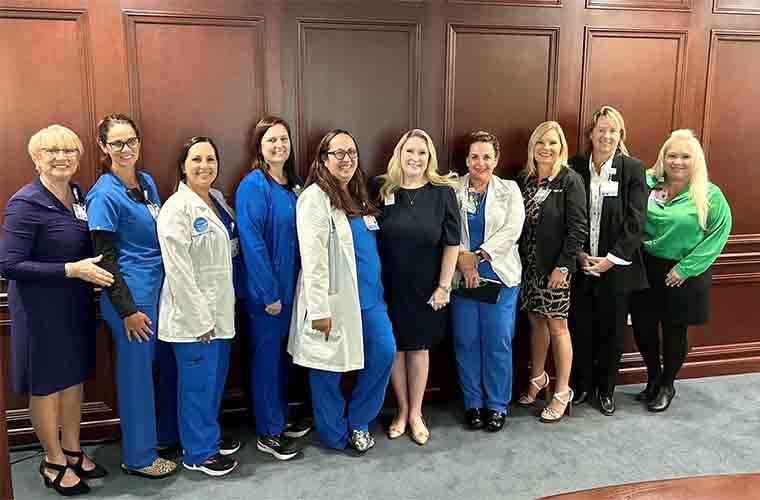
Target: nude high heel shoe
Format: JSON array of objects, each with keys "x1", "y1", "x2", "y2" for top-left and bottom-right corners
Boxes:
[
  {"x1": 516, "y1": 372, "x2": 549, "y2": 407},
  {"x1": 539, "y1": 388, "x2": 574, "y2": 423}
]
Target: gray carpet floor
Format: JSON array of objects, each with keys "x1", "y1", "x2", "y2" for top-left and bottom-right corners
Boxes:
[{"x1": 9, "y1": 373, "x2": 760, "y2": 500}]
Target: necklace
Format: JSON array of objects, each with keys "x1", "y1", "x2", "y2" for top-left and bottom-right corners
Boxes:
[{"x1": 405, "y1": 189, "x2": 421, "y2": 206}]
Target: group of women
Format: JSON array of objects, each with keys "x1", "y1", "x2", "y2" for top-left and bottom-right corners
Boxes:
[{"x1": 0, "y1": 104, "x2": 731, "y2": 495}]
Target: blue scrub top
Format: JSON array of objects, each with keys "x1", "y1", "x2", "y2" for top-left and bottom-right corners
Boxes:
[
  {"x1": 466, "y1": 191, "x2": 502, "y2": 284},
  {"x1": 85, "y1": 171, "x2": 164, "y2": 307},
  {"x1": 211, "y1": 196, "x2": 246, "y2": 299},
  {"x1": 235, "y1": 169, "x2": 300, "y2": 306},
  {"x1": 348, "y1": 215, "x2": 384, "y2": 310}
]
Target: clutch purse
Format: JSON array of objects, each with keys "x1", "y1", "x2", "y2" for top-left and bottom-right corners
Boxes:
[{"x1": 453, "y1": 277, "x2": 502, "y2": 304}]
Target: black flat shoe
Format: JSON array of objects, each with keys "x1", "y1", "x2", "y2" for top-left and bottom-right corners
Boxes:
[
  {"x1": 598, "y1": 395, "x2": 616, "y2": 416},
  {"x1": 39, "y1": 460, "x2": 90, "y2": 496},
  {"x1": 572, "y1": 390, "x2": 592, "y2": 406},
  {"x1": 648, "y1": 385, "x2": 676, "y2": 412},
  {"x1": 485, "y1": 410, "x2": 506, "y2": 432},
  {"x1": 464, "y1": 408, "x2": 484, "y2": 430},
  {"x1": 63, "y1": 448, "x2": 108, "y2": 479}
]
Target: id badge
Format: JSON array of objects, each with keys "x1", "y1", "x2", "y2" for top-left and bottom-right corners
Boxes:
[
  {"x1": 384, "y1": 193, "x2": 395, "y2": 206},
  {"x1": 363, "y1": 215, "x2": 379, "y2": 231},
  {"x1": 534, "y1": 188, "x2": 550, "y2": 205},
  {"x1": 147, "y1": 203, "x2": 160, "y2": 220},
  {"x1": 649, "y1": 188, "x2": 668, "y2": 206},
  {"x1": 230, "y1": 237, "x2": 240, "y2": 258},
  {"x1": 601, "y1": 181, "x2": 619, "y2": 197},
  {"x1": 464, "y1": 201, "x2": 477, "y2": 214},
  {"x1": 72, "y1": 203, "x2": 88, "y2": 221}
]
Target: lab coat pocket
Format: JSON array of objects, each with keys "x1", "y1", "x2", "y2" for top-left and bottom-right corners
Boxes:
[{"x1": 297, "y1": 293, "x2": 344, "y2": 367}]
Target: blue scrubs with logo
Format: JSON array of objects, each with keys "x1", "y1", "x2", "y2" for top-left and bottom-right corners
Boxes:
[
  {"x1": 451, "y1": 190, "x2": 520, "y2": 414},
  {"x1": 172, "y1": 200, "x2": 236, "y2": 465},
  {"x1": 309, "y1": 215, "x2": 396, "y2": 450},
  {"x1": 85, "y1": 171, "x2": 177, "y2": 469},
  {"x1": 235, "y1": 170, "x2": 300, "y2": 437}
]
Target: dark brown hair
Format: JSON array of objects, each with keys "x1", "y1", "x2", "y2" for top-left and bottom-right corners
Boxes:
[
  {"x1": 305, "y1": 129, "x2": 377, "y2": 216},
  {"x1": 176, "y1": 136, "x2": 221, "y2": 191},
  {"x1": 96, "y1": 113, "x2": 141, "y2": 173},
  {"x1": 249, "y1": 115, "x2": 299, "y2": 189},
  {"x1": 464, "y1": 130, "x2": 500, "y2": 160}
]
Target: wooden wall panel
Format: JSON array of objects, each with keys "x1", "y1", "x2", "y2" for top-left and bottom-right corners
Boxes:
[
  {"x1": 586, "y1": 0, "x2": 692, "y2": 11},
  {"x1": 124, "y1": 11, "x2": 265, "y2": 201},
  {"x1": 444, "y1": 24, "x2": 559, "y2": 176},
  {"x1": 714, "y1": 0, "x2": 760, "y2": 15},
  {"x1": 580, "y1": 27, "x2": 687, "y2": 166},
  {"x1": 450, "y1": 0, "x2": 562, "y2": 6},
  {"x1": 702, "y1": 30, "x2": 760, "y2": 238},
  {"x1": 297, "y1": 19, "x2": 420, "y2": 178}
]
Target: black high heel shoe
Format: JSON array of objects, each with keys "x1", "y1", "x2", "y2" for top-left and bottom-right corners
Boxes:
[
  {"x1": 63, "y1": 449, "x2": 108, "y2": 479},
  {"x1": 635, "y1": 377, "x2": 660, "y2": 402},
  {"x1": 648, "y1": 385, "x2": 676, "y2": 412},
  {"x1": 39, "y1": 460, "x2": 90, "y2": 496}
]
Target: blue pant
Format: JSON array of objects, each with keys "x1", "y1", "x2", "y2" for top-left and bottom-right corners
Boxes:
[
  {"x1": 451, "y1": 285, "x2": 519, "y2": 413},
  {"x1": 173, "y1": 339, "x2": 231, "y2": 465},
  {"x1": 248, "y1": 303, "x2": 292, "y2": 436},
  {"x1": 101, "y1": 297, "x2": 178, "y2": 469},
  {"x1": 309, "y1": 305, "x2": 396, "y2": 449}
]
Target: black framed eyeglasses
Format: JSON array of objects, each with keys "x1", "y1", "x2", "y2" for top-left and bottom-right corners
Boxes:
[
  {"x1": 107, "y1": 137, "x2": 140, "y2": 151},
  {"x1": 326, "y1": 149, "x2": 358, "y2": 161},
  {"x1": 126, "y1": 187, "x2": 146, "y2": 203}
]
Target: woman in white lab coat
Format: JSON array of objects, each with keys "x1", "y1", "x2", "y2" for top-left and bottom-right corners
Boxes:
[
  {"x1": 288, "y1": 129, "x2": 396, "y2": 454},
  {"x1": 157, "y1": 136, "x2": 240, "y2": 477}
]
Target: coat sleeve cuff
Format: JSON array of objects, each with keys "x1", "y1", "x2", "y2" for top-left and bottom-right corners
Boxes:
[{"x1": 606, "y1": 252, "x2": 632, "y2": 266}]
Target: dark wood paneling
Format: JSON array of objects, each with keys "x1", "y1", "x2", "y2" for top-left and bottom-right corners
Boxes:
[
  {"x1": 124, "y1": 11, "x2": 265, "y2": 200},
  {"x1": 702, "y1": 30, "x2": 760, "y2": 237},
  {"x1": 444, "y1": 24, "x2": 559, "y2": 176},
  {"x1": 586, "y1": 0, "x2": 692, "y2": 11},
  {"x1": 450, "y1": 0, "x2": 561, "y2": 6},
  {"x1": 714, "y1": 0, "x2": 760, "y2": 15},
  {"x1": 580, "y1": 27, "x2": 688, "y2": 166},
  {"x1": 296, "y1": 18, "x2": 421, "y2": 177}
]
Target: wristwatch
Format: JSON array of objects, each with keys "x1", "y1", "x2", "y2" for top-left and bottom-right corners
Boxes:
[
  {"x1": 557, "y1": 266, "x2": 569, "y2": 275},
  {"x1": 438, "y1": 284, "x2": 452, "y2": 293}
]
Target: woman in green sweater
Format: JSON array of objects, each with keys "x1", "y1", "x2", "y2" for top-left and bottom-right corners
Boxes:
[{"x1": 631, "y1": 129, "x2": 731, "y2": 412}]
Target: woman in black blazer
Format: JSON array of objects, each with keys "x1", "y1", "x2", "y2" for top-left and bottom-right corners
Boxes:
[
  {"x1": 516, "y1": 121, "x2": 587, "y2": 423},
  {"x1": 568, "y1": 106, "x2": 648, "y2": 415}
]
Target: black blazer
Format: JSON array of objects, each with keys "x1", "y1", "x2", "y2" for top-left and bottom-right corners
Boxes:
[
  {"x1": 569, "y1": 152, "x2": 648, "y2": 294},
  {"x1": 519, "y1": 166, "x2": 588, "y2": 275}
]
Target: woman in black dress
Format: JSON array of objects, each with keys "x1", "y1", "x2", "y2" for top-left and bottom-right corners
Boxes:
[
  {"x1": 0, "y1": 125, "x2": 113, "y2": 496},
  {"x1": 376, "y1": 129, "x2": 460, "y2": 445}
]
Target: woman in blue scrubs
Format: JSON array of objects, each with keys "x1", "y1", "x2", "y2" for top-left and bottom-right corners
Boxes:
[
  {"x1": 236, "y1": 116, "x2": 307, "y2": 461},
  {"x1": 287, "y1": 129, "x2": 396, "y2": 454},
  {"x1": 451, "y1": 131, "x2": 525, "y2": 432},
  {"x1": 85, "y1": 114, "x2": 177, "y2": 478}
]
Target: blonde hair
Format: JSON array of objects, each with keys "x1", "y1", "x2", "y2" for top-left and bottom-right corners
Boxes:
[
  {"x1": 28, "y1": 124, "x2": 84, "y2": 162},
  {"x1": 521, "y1": 121, "x2": 568, "y2": 178},
  {"x1": 379, "y1": 129, "x2": 457, "y2": 200},
  {"x1": 584, "y1": 105, "x2": 629, "y2": 156},
  {"x1": 649, "y1": 129, "x2": 710, "y2": 229}
]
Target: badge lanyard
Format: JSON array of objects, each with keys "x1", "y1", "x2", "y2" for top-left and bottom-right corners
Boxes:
[{"x1": 71, "y1": 185, "x2": 88, "y2": 221}]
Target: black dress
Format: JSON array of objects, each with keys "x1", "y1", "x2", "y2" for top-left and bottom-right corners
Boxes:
[{"x1": 377, "y1": 183, "x2": 461, "y2": 351}]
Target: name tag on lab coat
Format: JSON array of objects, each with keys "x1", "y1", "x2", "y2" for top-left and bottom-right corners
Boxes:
[
  {"x1": 363, "y1": 215, "x2": 379, "y2": 231},
  {"x1": 230, "y1": 237, "x2": 240, "y2": 257},
  {"x1": 601, "y1": 181, "x2": 618, "y2": 197},
  {"x1": 384, "y1": 193, "x2": 395, "y2": 206},
  {"x1": 72, "y1": 203, "x2": 88, "y2": 221}
]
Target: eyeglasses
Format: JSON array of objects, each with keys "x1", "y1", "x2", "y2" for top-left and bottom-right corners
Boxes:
[
  {"x1": 40, "y1": 148, "x2": 79, "y2": 157},
  {"x1": 107, "y1": 137, "x2": 140, "y2": 151},
  {"x1": 327, "y1": 149, "x2": 358, "y2": 161}
]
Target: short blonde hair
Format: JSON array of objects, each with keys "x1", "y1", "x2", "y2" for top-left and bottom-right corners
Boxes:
[
  {"x1": 28, "y1": 124, "x2": 84, "y2": 162},
  {"x1": 649, "y1": 129, "x2": 710, "y2": 229},
  {"x1": 584, "y1": 105, "x2": 629, "y2": 156},
  {"x1": 378, "y1": 129, "x2": 457, "y2": 200},
  {"x1": 521, "y1": 121, "x2": 568, "y2": 178}
]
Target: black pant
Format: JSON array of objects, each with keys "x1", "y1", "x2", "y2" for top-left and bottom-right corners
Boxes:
[
  {"x1": 630, "y1": 301, "x2": 689, "y2": 388},
  {"x1": 570, "y1": 279, "x2": 630, "y2": 397}
]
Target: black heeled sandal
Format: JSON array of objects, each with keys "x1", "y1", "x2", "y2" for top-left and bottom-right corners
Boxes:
[
  {"x1": 63, "y1": 448, "x2": 108, "y2": 479},
  {"x1": 39, "y1": 460, "x2": 90, "y2": 496}
]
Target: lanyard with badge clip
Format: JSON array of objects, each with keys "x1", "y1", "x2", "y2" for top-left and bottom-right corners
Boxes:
[
  {"x1": 127, "y1": 182, "x2": 160, "y2": 220},
  {"x1": 71, "y1": 185, "x2": 88, "y2": 221},
  {"x1": 649, "y1": 176, "x2": 668, "y2": 207},
  {"x1": 533, "y1": 177, "x2": 553, "y2": 205}
]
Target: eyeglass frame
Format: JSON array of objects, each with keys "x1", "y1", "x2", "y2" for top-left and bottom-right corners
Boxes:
[
  {"x1": 326, "y1": 149, "x2": 358, "y2": 161},
  {"x1": 106, "y1": 136, "x2": 140, "y2": 152}
]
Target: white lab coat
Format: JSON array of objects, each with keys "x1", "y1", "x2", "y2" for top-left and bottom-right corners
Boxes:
[
  {"x1": 454, "y1": 174, "x2": 526, "y2": 287},
  {"x1": 287, "y1": 184, "x2": 364, "y2": 372},
  {"x1": 157, "y1": 182, "x2": 236, "y2": 342}
]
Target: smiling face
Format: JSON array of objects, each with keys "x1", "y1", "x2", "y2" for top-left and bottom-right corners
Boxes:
[
  {"x1": 183, "y1": 142, "x2": 218, "y2": 192},
  {"x1": 466, "y1": 141, "x2": 498, "y2": 185},
  {"x1": 663, "y1": 139, "x2": 693, "y2": 183},
  {"x1": 100, "y1": 122, "x2": 140, "y2": 170},
  {"x1": 400, "y1": 135, "x2": 429, "y2": 182},
  {"x1": 34, "y1": 144, "x2": 80, "y2": 184},
  {"x1": 324, "y1": 133, "x2": 358, "y2": 187},
  {"x1": 533, "y1": 129, "x2": 562, "y2": 169},
  {"x1": 591, "y1": 115, "x2": 621, "y2": 163},
  {"x1": 261, "y1": 123, "x2": 291, "y2": 168}
]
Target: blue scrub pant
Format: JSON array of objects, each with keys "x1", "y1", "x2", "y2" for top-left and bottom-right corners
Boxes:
[
  {"x1": 172, "y1": 339, "x2": 231, "y2": 465},
  {"x1": 248, "y1": 303, "x2": 292, "y2": 436},
  {"x1": 451, "y1": 285, "x2": 520, "y2": 413},
  {"x1": 101, "y1": 297, "x2": 178, "y2": 469},
  {"x1": 308, "y1": 305, "x2": 396, "y2": 449}
]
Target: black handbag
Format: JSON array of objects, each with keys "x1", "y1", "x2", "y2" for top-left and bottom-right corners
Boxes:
[{"x1": 453, "y1": 277, "x2": 502, "y2": 304}]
